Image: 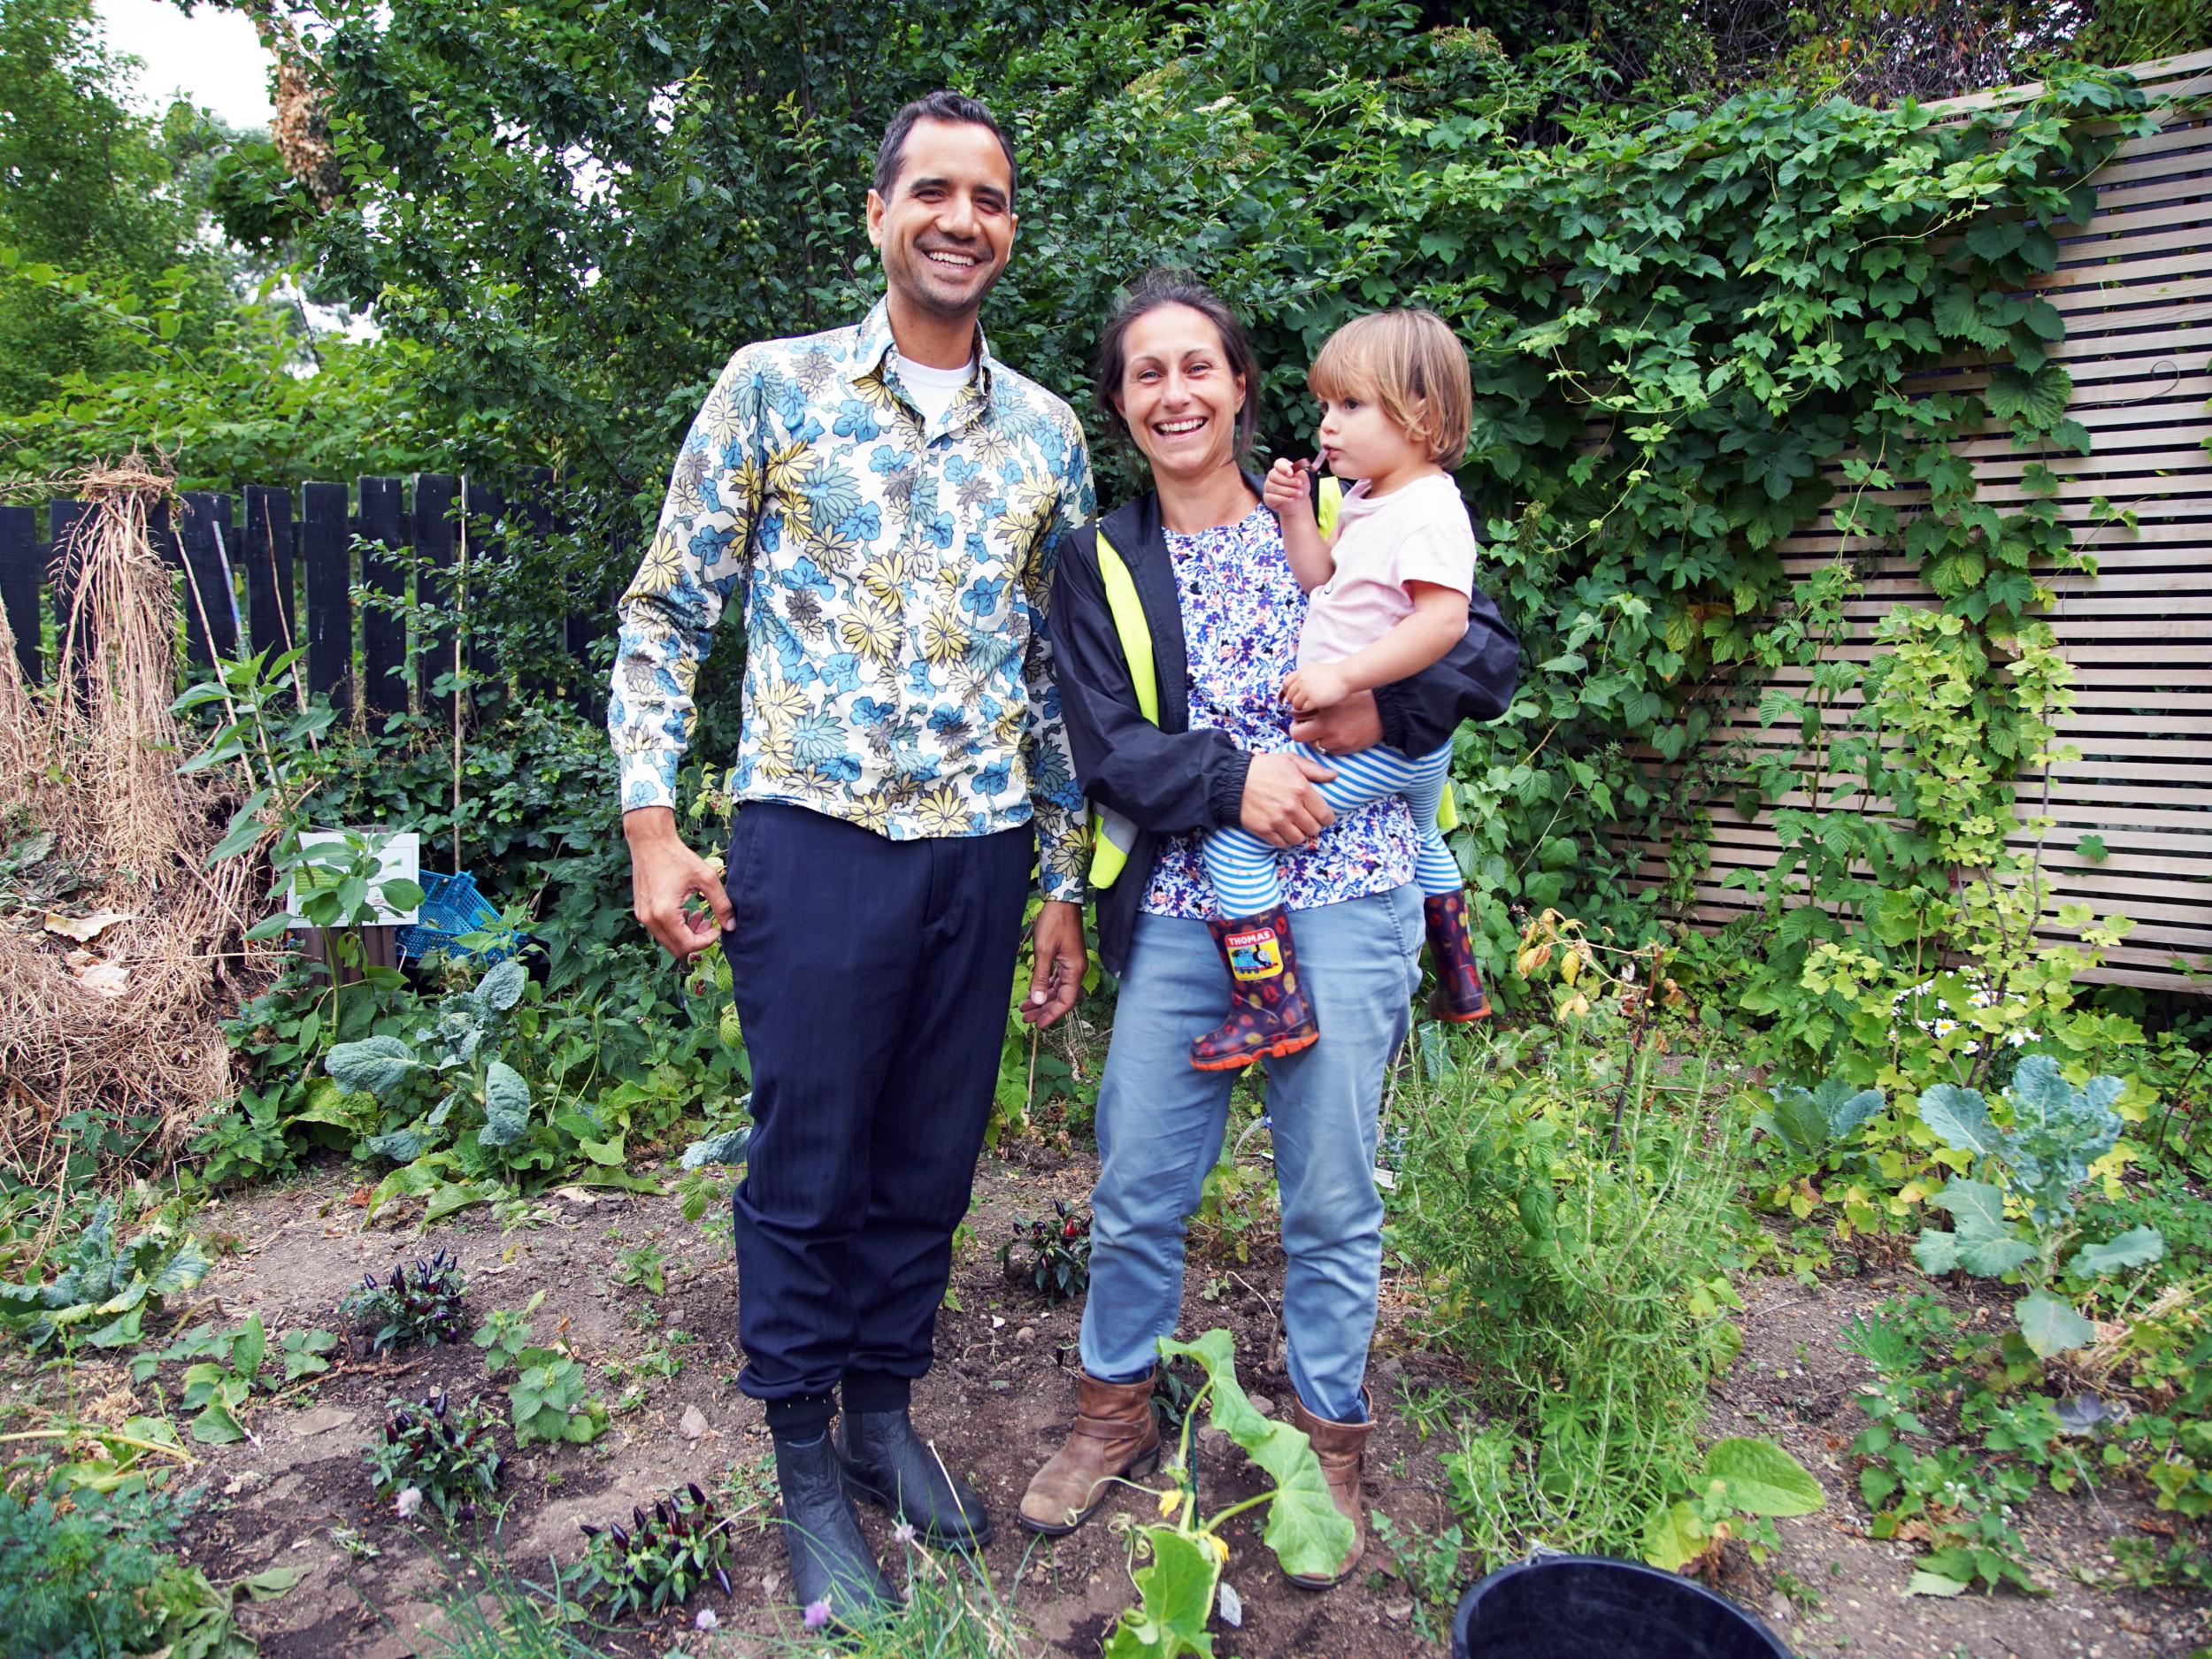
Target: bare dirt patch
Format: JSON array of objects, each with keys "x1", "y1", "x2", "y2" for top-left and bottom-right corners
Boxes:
[{"x1": 24, "y1": 1154, "x2": 2208, "y2": 1658}]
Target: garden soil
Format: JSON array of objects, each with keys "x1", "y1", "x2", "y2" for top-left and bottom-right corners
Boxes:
[{"x1": 65, "y1": 1147, "x2": 2211, "y2": 1659}]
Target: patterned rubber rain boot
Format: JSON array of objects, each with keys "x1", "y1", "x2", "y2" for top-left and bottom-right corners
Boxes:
[
  {"x1": 1423, "y1": 892, "x2": 1492, "y2": 1022},
  {"x1": 1189, "y1": 905, "x2": 1321, "y2": 1071}
]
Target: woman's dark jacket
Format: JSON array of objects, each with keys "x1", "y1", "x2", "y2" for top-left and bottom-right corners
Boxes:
[{"x1": 1052, "y1": 481, "x2": 1521, "y2": 978}]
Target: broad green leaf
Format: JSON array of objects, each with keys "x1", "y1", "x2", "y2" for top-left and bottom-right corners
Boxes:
[
  {"x1": 2016, "y1": 1290, "x2": 2096, "y2": 1357},
  {"x1": 234, "y1": 1563, "x2": 310, "y2": 1601},
  {"x1": 1102, "y1": 1525, "x2": 1220, "y2": 1659},
  {"x1": 474, "y1": 958, "x2": 526, "y2": 1011},
  {"x1": 1813, "y1": 1078, "x2": 1884, "y2": 1139},
  {"x1": 1929, "y1": 1178, "x2": 2006, "y2": 1235},
  {"x1": 190, "y1": 1398, "x2": 247, "y2": 1445},
  {"x1": 479, "y1": 1061, "x2": 532, "y2": 1147},
  {"x1": 365, "y1": 1126, "x2": 433, "y2": 1164},
  {"x1": 2070, "y1": 1225, "x2": 2163, "y2": 1278},
  {"x1": 1640, "y1": 1498, "x2": 1710, "y2": 1571},
  {"x1": 327, "y1": 1035, "x2": 422, "y2": 1101},
  {"x1": 1157, "y1": 1330, "x2": 1352, "y2": 1581},
  {"x1": 1702, "y1": 1437, "x2": 1826, "y2": 1517},
  {"x1": 680, "y1": 1126, "x2": 751, "y2": 1169},
  {"x1": 1917, "y1": 1085, "x2": 1999, "y2": 1157},
  {"x1": 1955, "y1": 1233, "x2": 2037, "y2": 1277},
  {"x1": 144, "y1": 1236, "x2": 211, "y2": 1302},
  {"x1": 578, "y1": 1133, "x2": 626, "y2": 1166},
  {"x1": 1906, "y1": 1570, "x2": 1968, "y2": 1597},
  {"x1": 232, "y1": 1313, "x2": 267, "y2": 1385}
]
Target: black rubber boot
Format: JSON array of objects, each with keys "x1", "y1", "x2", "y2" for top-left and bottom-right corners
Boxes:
[
  {"x1": 836, "y1": 1407, "x2": 994, "y2": 1549},
  {"x1": 772, "y1": 1430, "x2": 896, "y2": 1625}
]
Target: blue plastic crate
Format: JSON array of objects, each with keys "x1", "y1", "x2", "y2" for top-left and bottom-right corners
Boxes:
[{"x1": 396, "y1": 870, "x2": 524, "y2": 964}]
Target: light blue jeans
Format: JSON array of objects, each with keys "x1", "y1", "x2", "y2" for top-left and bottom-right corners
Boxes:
[{"x1": 1079, "y1": 885, "x2": 1423, "y2": 1424}]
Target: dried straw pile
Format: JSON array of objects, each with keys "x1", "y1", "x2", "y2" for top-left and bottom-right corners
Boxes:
[{"x1": 1, "y1": 458, "x2": 268, "y2": 1174}]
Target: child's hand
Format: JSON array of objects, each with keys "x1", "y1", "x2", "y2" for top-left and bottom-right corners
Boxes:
[
  {"x1": 1282, "y1": 663, "x2": 1350, "y2": 713},
  {"x1": 1263, "y1": 457, "x2": 1316, "y2": 519}
]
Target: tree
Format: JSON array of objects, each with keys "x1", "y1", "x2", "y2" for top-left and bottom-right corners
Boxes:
[{"x1": 0, "y1": 0, "x2": 238, "y2": 412}]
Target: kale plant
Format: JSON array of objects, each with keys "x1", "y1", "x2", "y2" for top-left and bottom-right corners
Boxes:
[
  {"x1": 1913, "y1": 1056, "x2": 2162, "y2": 1356},
  {"x1": 0, "y1": 1202, "x2": 210, "y2": 1351}
]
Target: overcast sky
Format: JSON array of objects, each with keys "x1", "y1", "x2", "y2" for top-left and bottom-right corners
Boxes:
[{"x1": 95, "y1": 0, "x2": 276, "y2": 129}]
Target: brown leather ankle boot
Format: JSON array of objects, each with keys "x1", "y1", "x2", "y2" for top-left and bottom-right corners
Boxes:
[
  {"x1": 1018, "y1": 1371, "x2": 1162, "y2": 1536},
  {"x1": 1189, "y1": 905, "x2": 1321, "y2": 1071},
  {"x1": 1286, "y1": 1390, "x2": 1373, "y2": 1588}
]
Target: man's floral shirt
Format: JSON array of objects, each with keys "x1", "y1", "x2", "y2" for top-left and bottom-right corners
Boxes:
[
  {"x1": 1142, "y1": 504, "x2": 1417, "y2": 919},
  {"x1": 611, "y1": 298, "x2": 1094, "y2": 901}
]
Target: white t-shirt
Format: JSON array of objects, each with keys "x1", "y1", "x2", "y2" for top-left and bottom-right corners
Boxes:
[
  {"x1": 1298, "y1": 472, "x2": 1479, "y2": 668},
  {"x1": 897, "y1": 356, "x2": 975, "y2": 428}
]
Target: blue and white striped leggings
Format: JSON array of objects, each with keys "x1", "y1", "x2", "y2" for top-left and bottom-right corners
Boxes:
[{"x1": 1202, "y1": 740, "x2": 1461, "y2": 916}]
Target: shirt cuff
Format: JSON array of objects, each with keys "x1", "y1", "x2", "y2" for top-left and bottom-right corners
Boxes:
[
  {"x1": 618, "y1": 749, "x2": 680, "y2": 815},
  {"x1": 1207, "y1": 750, "x2": 1254, "y2": 828},
  {"x1": 1371, "y1": 683, "x2": 1414, "y2": 756}
]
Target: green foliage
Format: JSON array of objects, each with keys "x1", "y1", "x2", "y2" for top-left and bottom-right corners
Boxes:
[
  {"x1": 1640, "y1": 1436, "x2": 1826, "y2": 1571},
  {"x1": 0, "y1": 0, "x2": 239, "y2": 415},
  {"x1": 508, "y1": 1347, "x2": 608, "y2": 1447},
  {"x1": 997, "y1": 1200, "x2": 1092, "y2": 1302},
  {"x1": 1398, "y1": 1024, "x2": 1753, "y2": 1558},
  {"x1": 610, "y1": 1243, "x2": 667, "y2": 1297},
  {"x1": 0, "y1": 1470, "x2": 300, "y2": 1659},
  {"x1": 366, "y1": 1392, "x2": 505, "y2": 1523},
  {"x1": 339, "y1": 1249, "x2": 472, "y2": 1356},
  {"x1": 1368, "y1": 1511, "x2": 1465, "y2": 1645},
  {"x1": 575, "y1": 1485, "x2": 732, "y2": 1618},
  {"x1": 1910, "y1": 1057, "x2": 2159, "y2": 1356},
  {"x1": 1099, "y1": 1328, "x2": 1351, "y2": 1655},
  {"x1": 472, "y1": 1292, "x2": 547, "y2": 1375},
  {"x1": 0, "y1": 1201, "x2": 210, "y2": 1351}
]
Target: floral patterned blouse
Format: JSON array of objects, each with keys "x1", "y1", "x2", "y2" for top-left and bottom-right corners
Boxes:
[{"x1": 1141, "y1": 504, "x2": 1417, "y2": 920}]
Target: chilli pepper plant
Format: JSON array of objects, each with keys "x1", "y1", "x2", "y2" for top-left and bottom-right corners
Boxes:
[
  {"x1": 578, "y1": 1484, "x2": 734, "y2": 1617},
  {"x1": 339, "y1": 1248, "x2": 471, "y2": 1355},
  {"x1": 365, "y1": 1392, "x2": 504, "y2": 1523},
  {"x1": 1000, "y1": 1200, "x2": 1093, "y2": 1303}
]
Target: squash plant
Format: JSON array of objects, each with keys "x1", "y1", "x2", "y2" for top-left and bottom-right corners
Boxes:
[{"x1": 1103, "y1": 1330, "x2": 1351, "y2": 1659}]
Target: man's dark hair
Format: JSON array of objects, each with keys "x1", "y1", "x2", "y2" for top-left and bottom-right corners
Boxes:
[
  {"x1": 874, "y1": 91, "x2": 1018, "y2": 206},
  {"x1": 1093, "y1": 268, "x2": 1260, "y2": 457}
]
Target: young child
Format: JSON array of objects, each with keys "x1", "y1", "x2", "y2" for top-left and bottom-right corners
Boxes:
[{"x1": 1189, "y1": 307, "x2": 1490, "y2": 1071}]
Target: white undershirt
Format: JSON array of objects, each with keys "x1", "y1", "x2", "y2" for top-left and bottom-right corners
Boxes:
[{"x1": 897, "y1": 356, "x2": 975, "y2": 427}]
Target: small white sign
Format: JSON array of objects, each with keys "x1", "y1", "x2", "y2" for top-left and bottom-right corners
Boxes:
[{"x1": 285, "y1": 829, "x2": 422, "y2": 927}]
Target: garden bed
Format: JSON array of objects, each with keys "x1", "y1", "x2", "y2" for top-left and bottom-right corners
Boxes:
[{"x1": 19, "y1": 1140, "x2": 2204, "y2": 1659}]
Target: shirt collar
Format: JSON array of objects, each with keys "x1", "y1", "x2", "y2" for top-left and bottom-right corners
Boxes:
[{"x1": 848, "y1": 296, "x2": 995, "y2": 403}]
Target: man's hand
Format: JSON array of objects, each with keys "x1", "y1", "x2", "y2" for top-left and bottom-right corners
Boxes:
[
  {"x1": 1022, "y1": 900, "x2": 1086, "y2": 1028},
  {"x1": 1289, "y1": 689, "x2": 1384, "y2": 757},
  {"x1": 1240, "y1": 749, "x2": 1337, "y2": 849},
  {"x1": 623, "y1": 806, "x2": 733, "y2": 961},
  {"x1": 1280, "y1": 662, "x2": 1351, "y2": 715}
]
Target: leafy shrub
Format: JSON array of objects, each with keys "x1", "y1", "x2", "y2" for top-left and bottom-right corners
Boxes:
[
  {"x1": 0, "y1": 1469, "x2": 296, "y2": 1659},
  {"x1": 339, "y1": 1249, "x2": 471, "y2": 1356},
  {"x1": 1911, "y1": 1056, "x2": 2161, "y2": 1356},
  {"x1": 366, "y1": 1392, "x2": 504, "y2": 1523},
  {"x1": 1397, "y1": 1023, "x2": 1753, "y2": 1557},
  {"x1": 577, "y1": 1485, "x2": 733, "y2": 1617}
]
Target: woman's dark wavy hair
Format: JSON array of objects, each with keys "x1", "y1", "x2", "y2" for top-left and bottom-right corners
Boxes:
[{"x1": 1092, "y1": 268, "x2": 1259, "y2": 457}]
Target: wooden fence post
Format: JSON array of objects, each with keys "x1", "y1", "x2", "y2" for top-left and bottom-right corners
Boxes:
[
  {"x1": 177, "y1": 492, "x2": 239, "y2": 668},
  {"x1": 0, "y1": 506, "x2": 40, "y2": 684},
  {"x1": 358, "y1": 476, "x2": 408, "y2": 718},
  {"x1": 242, "y1": 484, "x2": 296, "y2": 669},
  {"x1": 302, "y1": 481, "x2": 352, "y2": 712}
]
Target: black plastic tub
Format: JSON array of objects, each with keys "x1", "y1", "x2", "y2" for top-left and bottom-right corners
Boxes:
[{"x1": 1452, "y1": 1555, "x2": 1794, "y2": 1659}]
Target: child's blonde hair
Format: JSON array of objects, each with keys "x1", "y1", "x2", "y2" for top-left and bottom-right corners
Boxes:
[{"x1": 1308, "y1": 308, "x2": 1472, "y2": 466}]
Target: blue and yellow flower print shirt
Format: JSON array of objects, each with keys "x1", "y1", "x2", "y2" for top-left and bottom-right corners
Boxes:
[{"x1": 610, "y1": 298, "x2": 1096, "y2": 902}]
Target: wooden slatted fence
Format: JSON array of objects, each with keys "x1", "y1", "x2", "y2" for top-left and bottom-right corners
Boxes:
[
  {"x1": 1642, "y1": 49, "x2": 2212, "y2": 991},
  {"x1": 0, "y1": 469, "x2": 605, "y2": 720}
]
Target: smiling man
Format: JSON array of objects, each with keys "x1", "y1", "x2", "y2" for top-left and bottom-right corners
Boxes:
[{"x1": 609, "y1": 92, "x2": 1093, "y2": 1624}]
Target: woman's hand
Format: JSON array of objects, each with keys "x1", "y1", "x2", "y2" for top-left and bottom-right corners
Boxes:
[
  {"x1": 1240, "y1": 749, "x2": 1338, "y2": 848},
  {"x1": 1290, "y1": 691, "x2": 1383, "y2": 755},
  {"x1": 1281, "y1": 662, "x2": 1351, "y2": 714}
]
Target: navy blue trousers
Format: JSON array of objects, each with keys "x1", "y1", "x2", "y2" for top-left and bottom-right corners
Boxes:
[{"x1": 722, "y1": 803, "x2": 1033, "y2": 1436}]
